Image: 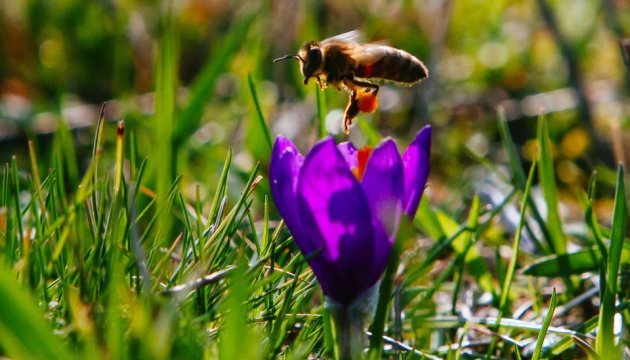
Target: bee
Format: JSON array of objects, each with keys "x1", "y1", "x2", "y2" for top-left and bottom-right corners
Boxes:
[{"x1": 274, "y1": 31, "x2": 428, "y2": 133}]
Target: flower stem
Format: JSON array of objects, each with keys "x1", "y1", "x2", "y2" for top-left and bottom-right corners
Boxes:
[
  {"x1": 330, "y1": 305, "x2": 366, "y2": 360},
  {"x1": 326, "y1": 283, "x2": 380, "y2": 360}
]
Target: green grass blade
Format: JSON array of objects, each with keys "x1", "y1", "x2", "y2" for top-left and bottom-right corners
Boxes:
[
  {"x1": 1, "y1": 162, "x2": 7, "y2": 207},
  {"x1": 10, "y1": 157, "x2": 23, "y2": 253},
  {"x1": 28, "y1": 141, "x2": 46, "y2": 220},
  {"x1": 0, "y1": 265, "x2": 75, "y2": 360},
  {"x1": 113, "y1": 120, "x2": 125, "y2": 196},
  {"x1": 247, "y1": 73, "x2": 273, "y2": 154},
  {"x1": 174, "y1": 15, "x2": 253, "y2": 145},
  {"x1": 91, "y1": 103, "x2": 106, "y2": 188},
  {"x1": 154, "y1": 12, "x2": 178, "y2": 247},
  {"x1": 532, "y1": 288, "x2": 557, "y2": 360},
  {"x1": 573, "y1": 336, "x2": 601, "y2": 360},
  {"x1": 435, "y1": 209, "x2": 493, "y2": 293},
  {"x1": 316, "y1": 87, "x2": 327, "y2": 137},
  {"x1": 219, "y1": 259, "x2": 262, "y2": 360},
  {"x1": 208, "y1": 149, "x2": 232, "y2": 230},
  {"x1": 322, "y1": 308, "x2": 335, "y2": 358},
  {"x1": 596, "y1": 164, "x2": 627, "y2": 358},
  {"x1": 498, "y1": 108, "x2": 554, "y2": 256},
  {"x1": 357, "y1": 118, "x2": 382, "y2": 146},
  {"x1": 105, "y1": 251, "x2": 130, "y2": 360},
  {"x1": 414, "y1": 196, "x2": 444, "y2": 240},
  {"x1": 520, "y1": 247, "x2": 629, "y2": 276},
  {"x1": 583, "y1": 172, "x2": 608, "y2": 259},
  {"x1": 368, "y1": 217, "x2": 413, "y2": 359},
  {"x1": 54, "y1": 117, "x2": 79, "y2": 189},
  {"x1": 537, "y1": 116, "x2": 566, "y2": 254},
  {"x1": 499, "y1": 111, "x2": 555, "y2": 255},
  {"x1": 268, "y1": 261, "x2": 304, "y2": 356},
  {"x1": 493, "y1": 158, "x2": 537, "y2": 354},
  {"x1": 261, "y1": 195, "x2": 270, "y2": 254},
  {"x1": 452, "y1": 195, "x2": 480, "y2": 312},
  {"x1": 497, "y1": 106, "x2": 526, "y2": 188}
]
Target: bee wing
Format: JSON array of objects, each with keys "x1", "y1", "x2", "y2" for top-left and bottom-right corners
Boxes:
[{"x1": 320, "y1": 30, "x2": 364, "y2": 46}]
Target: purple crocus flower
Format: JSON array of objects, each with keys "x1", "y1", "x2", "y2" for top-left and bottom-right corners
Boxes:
[{"x1": 270, "y1": 126, "x2": 431, "y2": 306}]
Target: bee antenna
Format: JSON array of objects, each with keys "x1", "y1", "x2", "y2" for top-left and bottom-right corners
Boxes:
[{"x1": 273, "y1": 54, "x2": 303, "y2": 63}]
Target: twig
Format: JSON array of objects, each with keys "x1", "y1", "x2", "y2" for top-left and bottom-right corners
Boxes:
[{"x1": 162, "y1": 265, "x2": 235, "y2": 296}]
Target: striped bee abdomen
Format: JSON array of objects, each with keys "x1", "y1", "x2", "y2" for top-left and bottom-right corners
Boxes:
[{"x1": 355, "y1": 47, "x2": 428, "y2": 85}]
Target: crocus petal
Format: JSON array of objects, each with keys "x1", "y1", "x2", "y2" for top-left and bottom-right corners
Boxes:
[
  {"x1": 361, "y1": 139, "x2": 404, "y2": 241},
  {"x1": 402, "y1": 125, "x2": 431, "y2": 217},
  {"x1": 296, "y1": 138, "x2": 378, "y2": 304},
  {"x1": 297, "y1": 138, "x2": 373, "y2": 261},
  {"x1": 269, "y1": 136, "x2": 304, "y2": 235},
  {"x1": 360, "y1": 139, "x2": 404, "y2": 282},
  {"x1": 336, "y1": 142, "x2": 358, "y2": 169}
]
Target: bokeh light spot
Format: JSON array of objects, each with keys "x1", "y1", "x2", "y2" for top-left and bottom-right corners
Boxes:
[
  {"x1": 477, "y1": 42, "x2": 509, "y2": 69},
  {"x1": 560, "y1": 127, "x2": 590, "y2": 158},
  {"x1": 39, "y1": 38, "x2": 64, "y2": 69}
]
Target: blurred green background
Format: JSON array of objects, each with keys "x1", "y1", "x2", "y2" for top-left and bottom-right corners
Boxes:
[
  {"x1": 0, "y1": 1, "x2": 629, "y2": 358},
  {"x1": 1, "y1": 0, "x2": 629, "y2": 215}
]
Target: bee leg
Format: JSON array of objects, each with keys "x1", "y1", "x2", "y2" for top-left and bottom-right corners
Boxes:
[
  {"x1": 316, "y1": 77, "x2": 325, "y2": 90},
  {"x1": 343, "y1": 91, "x2": 360, "y2": 134},
  {"x1": 349, "y1": 79, "x2": 379, "y2": 95}
]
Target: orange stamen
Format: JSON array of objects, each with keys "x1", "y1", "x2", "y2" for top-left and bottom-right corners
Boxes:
[{"x1": 352, "y1": 146, "x2": 373, "y2": 181}]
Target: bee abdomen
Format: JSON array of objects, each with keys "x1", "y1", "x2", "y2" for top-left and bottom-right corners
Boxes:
[{"x1": 356, "y1": 48, "x2": 428, "y2": 84}]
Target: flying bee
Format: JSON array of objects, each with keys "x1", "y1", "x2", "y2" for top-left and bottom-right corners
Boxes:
[{"x1": 274, "y1": 31, "x2": 428, "y2": 134}]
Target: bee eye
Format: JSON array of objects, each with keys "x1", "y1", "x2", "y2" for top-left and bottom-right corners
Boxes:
[
  {"x1": 307, "y1": 48, "x2": 322, "y2": 66},
  {"x1": 302, "y1": 47, "x2": 322, "y2": 80}
]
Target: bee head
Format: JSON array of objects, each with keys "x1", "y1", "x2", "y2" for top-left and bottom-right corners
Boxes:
[
  {"x1": 298, "y1": 43, "x2": 323, "y2": 85},
  {"x1": 273, "y1": 42, "x2": 323, "y2": 85}
]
